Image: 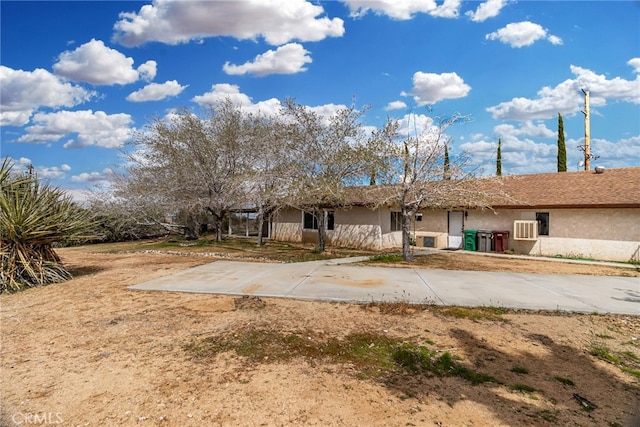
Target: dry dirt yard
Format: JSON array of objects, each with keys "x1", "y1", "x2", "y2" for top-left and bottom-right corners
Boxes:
[{"x1": 1, "y1": 242, "x2": 639, "y2": 427}]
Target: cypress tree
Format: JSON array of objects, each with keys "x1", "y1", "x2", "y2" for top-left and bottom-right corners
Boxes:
[
  {"x1": 443, "y1": 143, "x2": 451, "y2": 180},
  {"x1": 557, "y1": 113, "x2": 567, "y2": 172},
  {"x1": 496, "y1": 139, "x2": 502, "y2": 176}
]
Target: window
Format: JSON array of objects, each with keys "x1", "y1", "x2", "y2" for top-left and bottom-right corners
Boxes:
[
  {"x1": 416, "y1": 213, "x2": 423, "y2": 222},
  {"x1": 391, "y1": 211, "x2": 402, "y2": 232},
  {"x1": 326, "y1": 211, "x2": 335, "y2": 231},
  {"x1": 303, "y1": 210, "x2": 335, "y2": 230},
  {"x1": 536, "y1": 212, "x2": 549, "y2": 236},
  {"x1": 303, "y1": 211, "x2": 318, "y2": 230}
]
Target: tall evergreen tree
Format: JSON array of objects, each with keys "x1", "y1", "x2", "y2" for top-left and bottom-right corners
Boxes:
[
  {"x1": 496, "y1": 138, "x2": 502, "y2": 176},
  {"x1": 557, "y1": 113, "x2": 567, "y2": 172},
  {"x1": 443, "y1": 143, "x2": 451, "y2": 180}
]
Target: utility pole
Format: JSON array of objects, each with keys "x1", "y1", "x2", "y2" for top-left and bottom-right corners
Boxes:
[{"x1": 581, "y1": 89, "x2": 591, "y2": 171}]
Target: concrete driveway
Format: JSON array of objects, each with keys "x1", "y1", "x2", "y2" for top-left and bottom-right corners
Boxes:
[{"x1": 130, "y1": 257, "x2": 640, "y2": 315}]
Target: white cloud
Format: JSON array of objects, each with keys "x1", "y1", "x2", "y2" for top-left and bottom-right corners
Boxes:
[
  {"x1": 192, "y1": 83, "x2": 254, "y2": 107},
  {"x1": 494, "y1": 121, "x2": 555, "y2": 139},
  {"x1": 429, "y1": 0, "x2": 461, "y2": 18},
  {"x1": 342, "y1": 0, "x2": 460, "y2": 20},
  {"x1": 385, "y1": 101, "x2": 407, "y2": 111},
  {"x1": 17, "y1": 110, "x2": 133, "y2": 149},
  {"x1": 113, "y1": 0, "x2": 344, "y2": 47},
  {"x1": 126, "y1": 80, "x2": 187, "y2": 102},
  {"x1": 461, "y1": 135, "x2": 557, "y2": 175},
  {"x1": 401, "y1": 71, "x2": 471, "y2": 105},
  {"x1": 547, "y1": 35, "x2": 563, "y2": 46},
  {"x1": 0, "y1": 66, "x2": 93, "y2": 126},
  {"x1": 137, "y1": 61, "x2": 158, "y2": 81},
  {"x1": 628, "y1": 57, "x2": 640, "y2": 73},
  {"x1": 487, "y1": 62, "x2": 640, "y2": 120},
  {"x1": 71, "y1": 168, "x2": 115, "y2": 184},
  {"x1": 38, "y1": 164, "x2": 73, "y2": 179},
  {"x1": 465, "y1": 0, "x2": 507, "y2": 22},
  {"x1": 5, "y1": 156, "x2": 72, "y2": 179},
  {"x1": 53, "y1": 39, "x2": 157, "y2": 85},
  {"x1": 191, "y1": 83, "x2": 355, "y2": 123},
  {"x1": 584, "y1": 135, "x2": 640, "y2": 168},
  {"x1": 396, "y1": 113, "x2": 435, "y2": 137},
  {"x1": 485, "y1": 21, "x2": 562, "y2": 48},
  {"x1": 223, "y1": 43, "x2": 312, "y2": 76},
  {"x1": 192, "y1": 83, "x2": 283, "y2": 116}
]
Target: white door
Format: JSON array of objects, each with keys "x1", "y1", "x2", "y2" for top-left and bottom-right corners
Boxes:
[{"x1": 448, "y1": 211, "x2": 464, "y2": 248}]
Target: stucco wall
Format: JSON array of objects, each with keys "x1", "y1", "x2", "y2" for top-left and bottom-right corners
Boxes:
[
  {"x1": 272, "y1": 206, "x2": 639, "y2": 261},
  {"x1": 272, "y1": 207, "x2": 451, "y2": 250},
  {"x1": 464, "y1": 207, "x2": 640, "y2": 262},
  {"x1": 271, "y1": 208, "x2": 302, "y2": 243}
]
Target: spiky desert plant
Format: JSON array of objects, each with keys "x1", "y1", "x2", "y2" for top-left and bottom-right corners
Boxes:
[{"x1": 1, "y1": 158, "x2": 92, "y2": 292}]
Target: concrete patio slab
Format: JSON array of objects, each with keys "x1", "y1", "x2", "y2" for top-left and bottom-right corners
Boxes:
[{"x1": 130, "y1": 259, "x2": 640, "y2": 315}]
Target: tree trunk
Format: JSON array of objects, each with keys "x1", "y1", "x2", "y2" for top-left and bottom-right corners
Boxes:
[
  {"x1": 208, "y1": 209, "x2": 225, "y2": 242},
  {"x1": 183, "y1": 214, "x2": 199, "y2": 240},
  {"x1": 401, "y1": 205, "x2": 413, "y2": 261},
  {"x1": 256, "y1": 205, "x2": 265, "y2": 247},
  {"x1": 316, "y1": 210, "x2": 326, "y2": 253}
]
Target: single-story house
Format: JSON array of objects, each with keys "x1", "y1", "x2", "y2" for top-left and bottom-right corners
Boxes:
[{"x1": 270, "y1": 167, "x2": 640, "y2": 263}]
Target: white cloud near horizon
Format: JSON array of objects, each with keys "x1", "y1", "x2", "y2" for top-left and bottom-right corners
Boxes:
[
  {"x1": 494, "y1": 121, "x2": 555, "y2": 139},
  {"x1": 192, "y1": 83, "x2": 283, "y2": 116},
  {"x1": 113, "y1": 0, "x2": 345, "y2": 47},
  {"x1": 342, "y1": 0, "x2": 461, "y2": 20},
  {"x1": 17, "y1": 110, "x2": 133, "y2": 149},
  {"x1": 71, "y1": 168, "x2": 115, "y2": 184},
  {"x1": 485, "y1": 21, "x2": 562, "y2": 48},
  {"x1": 401, "y1": 71, "x2": 471, "y2": 105},
  {"x1": 126, "y1": 80, "x2": 187, "y2": 102},
  {"x1": 0, "y1": 66, "x2": 94, "y2": 126},
  {"x1": 53, "y1": 39, "x2": 157, "y2": 85},
  {"x1": 487, "y1": 61, "x2": 640, "y2": 120},
  {"x1": 191, "y1": 83, "x2": 351, "y2": 123},
  {"x1": 223, "y1": 43, "x2": 312, "y2": 76},
  {"x1": 465, "y1": 0, "x2": 508, "y2": 22},
  {"x1": 6, "y1": 156, "x2": 72, "y2": 180}
]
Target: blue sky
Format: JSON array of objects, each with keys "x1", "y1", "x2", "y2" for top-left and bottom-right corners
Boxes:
[{"x1": 1, "y1": 0, "x2": 639, "y2": 200}]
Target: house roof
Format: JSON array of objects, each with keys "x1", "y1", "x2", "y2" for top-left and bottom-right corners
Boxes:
[{"x1": 492, "y1": 166, "x2": 640, "y2": 209}]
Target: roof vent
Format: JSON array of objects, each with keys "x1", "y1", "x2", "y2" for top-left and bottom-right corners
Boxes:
[{"x1": 595, "y1": 165, "x2": 605, "y2": 174}]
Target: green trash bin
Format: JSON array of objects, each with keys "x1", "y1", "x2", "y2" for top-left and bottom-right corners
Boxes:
[{"x1": 464, "y1": 229, "x2": 478, "y2": 251}]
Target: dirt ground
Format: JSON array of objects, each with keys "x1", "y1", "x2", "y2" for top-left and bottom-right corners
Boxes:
[{"x1": 1, "y1": 245, "x2": 639, "y2": 427}]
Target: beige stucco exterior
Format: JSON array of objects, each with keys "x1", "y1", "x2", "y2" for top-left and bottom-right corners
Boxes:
[
  {"x1": 452, "y1": 207, "x2": 640, "y2": 262},
  {"x1": 272, "y1": 207, "x2": 450, "y2": 250},
  {"x1": 271, "y1": 206, "x2": 640, "y2": 262}
]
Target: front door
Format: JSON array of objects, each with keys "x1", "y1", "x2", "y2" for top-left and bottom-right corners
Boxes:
[{"x1": 448, "y1": 211, "x2": 464, "y2": 248}]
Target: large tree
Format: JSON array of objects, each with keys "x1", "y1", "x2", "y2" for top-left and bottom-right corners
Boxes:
[
  {"x1": 281, "y1": 99, "x2": 368, "y2": 252},
  {"x1": 119, "y1": 100, "x2": 250, "y2": 241},
  {"x1": 557, "y1": 113, "x2": 567, "y2": 172},
  {"x1": 242, "y1": 112, "x2": 293, "y2": 246},
  {"x1": 366, "y1": 114, "x2": 494, "y2": 261}
]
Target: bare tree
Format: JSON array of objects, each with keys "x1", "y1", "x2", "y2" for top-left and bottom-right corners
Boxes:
[
  {"x1": 118, "y1": 100, "x2": 250, "y2": 241},
  {"x1": 281, "y1": 99, "x2": 368, "y2": 252},
  {"x1": 243, "y1": 112, "x2": 292, "y2": 246},
  {"x1": 366, "y1": 114, "x2": 493, "y2": 261}
]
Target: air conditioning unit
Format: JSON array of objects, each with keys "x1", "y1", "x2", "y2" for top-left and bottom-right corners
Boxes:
[
  {"x1": 420, "y1": 236, "x2": 437, "y2": 247},
  {"x1": 513, "y1": 220, "x2": 538, "y2": 240}
]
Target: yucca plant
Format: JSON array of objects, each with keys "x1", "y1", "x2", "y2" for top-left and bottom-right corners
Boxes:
[{"x1": 1, "y1": 158, "x2": 92, "y2": 292}]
